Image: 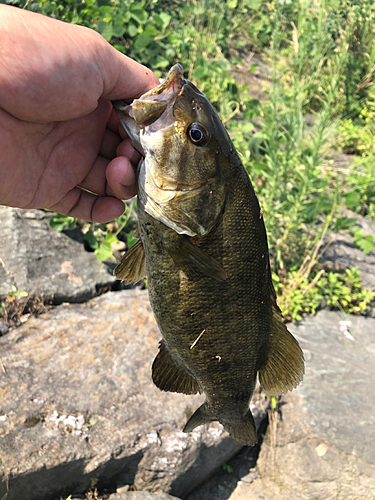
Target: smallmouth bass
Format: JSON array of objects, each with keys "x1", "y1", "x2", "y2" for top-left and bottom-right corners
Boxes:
[{"x1": 113, "y1": 64, "x2": 304, "y2": 446}]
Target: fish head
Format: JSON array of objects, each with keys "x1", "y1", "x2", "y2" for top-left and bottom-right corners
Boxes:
[{"x1": 113, "y1": 64, "x2": 233, "y2": 236}]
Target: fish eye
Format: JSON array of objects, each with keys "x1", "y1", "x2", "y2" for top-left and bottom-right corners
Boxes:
[{"x1": 187, "y1": 123, "x2": 209, "y2": 146}]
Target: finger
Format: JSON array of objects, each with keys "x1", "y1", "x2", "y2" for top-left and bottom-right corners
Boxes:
[
  {"x1": 119, "y1": 124, "x2": 129, "y2": 140},
  {"x1": 100, "y1": 127, "x2": 122, "y2": 159},
  {"x1": 116, "y1": 138, "x2": 142, "y2": 165},
  {"x1": 78, "y1": 156, "x2": 108, "y2": 196},
  {"x1": 107, "y1": 108, "x2": 120, "y2": 134},
  {"x1": 48, "y1": 187, "x2": 125, "y2": 223},
  {"x1": 106, "y1": 156, "x2": 137, "y2": 200},
  {"x1": 101, "y1": 49, "x2": 160, "y2": 101}
]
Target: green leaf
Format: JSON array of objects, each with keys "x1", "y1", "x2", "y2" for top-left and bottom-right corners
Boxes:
[
  {"x1": 355, "y1": 234, "x2": 375, "y2": 255},
  {"x1": 94, "y1": 232, "x2": 119, "y2": 261},
  {"x1": 96, "y1": 19, "x2": 113, "y2": 41},
  {"x1": 95, "y1": 243, "x2": 113, "y2": 262},
  {"x1": 129, "y1": 4, "x2": 148, "y2": 24},
  {"x1": 222, "y1": 464, "x2": 234, "y2": 473},
  {"x1": 227, "y1": 0, "x2": 238, "y2": 7},
  {"x1": 49, "y1": 214, "x2": 77, "y2": 232},
  {"x1": 134, "y1": 31, "x2": 151, "y2": 50},
  {"x1": 112, "y1": 20, "x2": 126, "y2": 38},
  {"x1": 159, "y1": 12, "x2": 171, "y2": 29},
  {"x1": 103, "y1": 232, "x2": 118, "y2": 244},
  {"x1": 192, "y1": 66, "x2": 207, "y2": 79},
  {"x1": 98, "y1": 5, "x2": 113, "y2": 15},
  {"x1": 344, "y1": 191, "x2": 360, "y2": 208},
  {"x1": 335, "y1": 217, "x2": 356, "y2": 231},
  {"x1": 154, "y1": 56, "x2": 170, "y2": 68},
  {"x1": 126, "y1": 229, "x2": 139, "y2": 249},
  {"x1": 128, "y1": 23, "x2": 138, "y2": 37},
  {"x1": 84, "y1": 229, "x2": 99, "y2": 250}
]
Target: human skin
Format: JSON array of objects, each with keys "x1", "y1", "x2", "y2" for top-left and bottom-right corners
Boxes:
[{"x1": 0, "y1": 5, "x2": 159, "y2": 222}]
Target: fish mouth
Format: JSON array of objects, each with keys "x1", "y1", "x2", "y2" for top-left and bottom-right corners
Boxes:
[
  {"x1": 112, "y1": 64, "x2": 186, "y2": 151},
  {"x1": 134, "y1": 63, "x2": 185, "y2": 123}
]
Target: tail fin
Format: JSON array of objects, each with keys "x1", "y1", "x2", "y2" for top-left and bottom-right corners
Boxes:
[
  {"x1": 221, "y1": 410, "x2": 257, "y2": 446},
  {"x1": 183, "y1": 404, "x2": 257, "y2": 446},
  {"x1": 183, "y1": 403, "x2": 213, "y2": 433}
]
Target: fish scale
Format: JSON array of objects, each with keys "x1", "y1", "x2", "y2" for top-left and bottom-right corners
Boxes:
[{"x1": 113, "y1": 64, "x2": 304, "y2": 446}]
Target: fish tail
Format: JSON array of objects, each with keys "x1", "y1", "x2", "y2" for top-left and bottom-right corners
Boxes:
[
  {"x1": 220, "y1": 410, "x2": 257, "y2": 446},
  {"x1": 183, "y1": 403, "x2": 214, "y2": 433},
  {"x1": 183, "y1": 404, "x2": 258, "y2": 447}
]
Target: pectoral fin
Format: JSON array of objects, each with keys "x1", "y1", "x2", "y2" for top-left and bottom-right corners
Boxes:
[
  {"x1": 259, "y1": 313, "x2": 305, "y2": 396},
  {"x1": 114, "y1": 239, "x2": 146, "y2": 284},
  {"x1": 169, "y1": 237, "x2": 227, "y2": 281},
  {"x1": 152, "y1": 340, "x2": 201, "y2": 394}
]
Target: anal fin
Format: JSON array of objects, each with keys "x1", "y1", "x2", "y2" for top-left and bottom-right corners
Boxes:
[
  {"x1": 114, "y1": 239, "x2": 146, "y2": 284},
  {"x1": 152, "y1": 340, "x2": 201, "y2": 395},
  {"x1": 259, "y1": 313, "x2": 305, "y2": 397}
]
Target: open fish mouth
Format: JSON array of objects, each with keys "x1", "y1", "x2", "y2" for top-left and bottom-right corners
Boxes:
[{"x1": 112, "y1": 64, "x2": 186, "y2": 145}]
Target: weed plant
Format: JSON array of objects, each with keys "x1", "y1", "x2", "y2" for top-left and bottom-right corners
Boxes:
[{"x1": 4, "y1": 0, "x2": 375, "y2": 320}]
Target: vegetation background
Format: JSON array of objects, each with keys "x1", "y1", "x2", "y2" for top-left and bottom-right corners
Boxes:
[{"x1": 3, "y1": 0, "x2": 375, "y2": 321}]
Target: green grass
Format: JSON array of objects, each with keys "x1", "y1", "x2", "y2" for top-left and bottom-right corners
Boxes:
[{"x1": 6, "y1": 0, "x2": 375, "y2": 320}]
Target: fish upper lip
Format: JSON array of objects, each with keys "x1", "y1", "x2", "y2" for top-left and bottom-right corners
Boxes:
[{"x1": 140, "y1": 63, "x2": 184, "y2": 100}]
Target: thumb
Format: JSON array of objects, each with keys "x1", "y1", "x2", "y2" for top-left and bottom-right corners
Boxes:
[{"x1": 98, "y1": 41, "x2": 160, "y2": 102}]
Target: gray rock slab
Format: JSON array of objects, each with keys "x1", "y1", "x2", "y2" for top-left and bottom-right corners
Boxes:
[
  {"x1": 0, "y1": 207, "x2": 117, "y2": 303},
  {"x1": 291, "y1": 310, "x2": 375, "y2": 463},
  {"x1": 109, "y1": 493, "x2": 181, "y2": 500},
  {"x1": 210, "y1": 310, "x2": 375, "y2": 500},
  {"x1": 0, "y1": 289, "x2": 266, "y2": 500},
  {"x1": 320, "y1": 211, "x2": 375, "y2": 289}
]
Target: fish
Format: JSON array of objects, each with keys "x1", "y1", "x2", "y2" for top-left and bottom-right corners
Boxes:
[{"x1": 112, "y1": 64, "x2": 304, "y2": 446}]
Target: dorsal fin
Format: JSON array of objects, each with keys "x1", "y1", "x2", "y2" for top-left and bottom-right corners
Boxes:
[
  {"x1": 258, "y1": 313, "x2": 305, "y2": 397},
  {"x1": 114, "y1": 239, "x2": 146, "y2": 284},
  {"x1": 152, "y1": 340, "x2": 201, "y2": 395}
]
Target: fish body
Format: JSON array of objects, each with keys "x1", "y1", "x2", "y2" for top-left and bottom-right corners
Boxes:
[{"x1": 113, "y1": 65, "x2": 304, "y2": 446}]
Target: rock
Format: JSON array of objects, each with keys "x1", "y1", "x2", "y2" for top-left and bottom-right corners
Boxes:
[
  {"x1": 184, "y1": 430, "x2": 263, "y2": 500},
  {"x1": 108, "y1": 492, "x2": 182, "y2": 500},
  {"x1": 0, "y1": 207, "x2": 117, "y2": 304},
  {"x1": 319, "y1": 211, "x2": 375, "y2": 289},
  {"x1": 213, "y1": 310, "x2": 375, "y2": 499},
  {"x1": 0, "y1": 320, "x2": 9, "y2": 336},
  {"x1": 237, "y1": 468, "x2": 258, "y2": 484},
  {"x1": 0, "y1": 289, "x2": 267, "y2": 500}
]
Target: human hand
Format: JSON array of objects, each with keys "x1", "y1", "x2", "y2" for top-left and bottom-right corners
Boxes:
[{"x1": 0, "y1": 5, "x2": 159, "y2": 222}]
